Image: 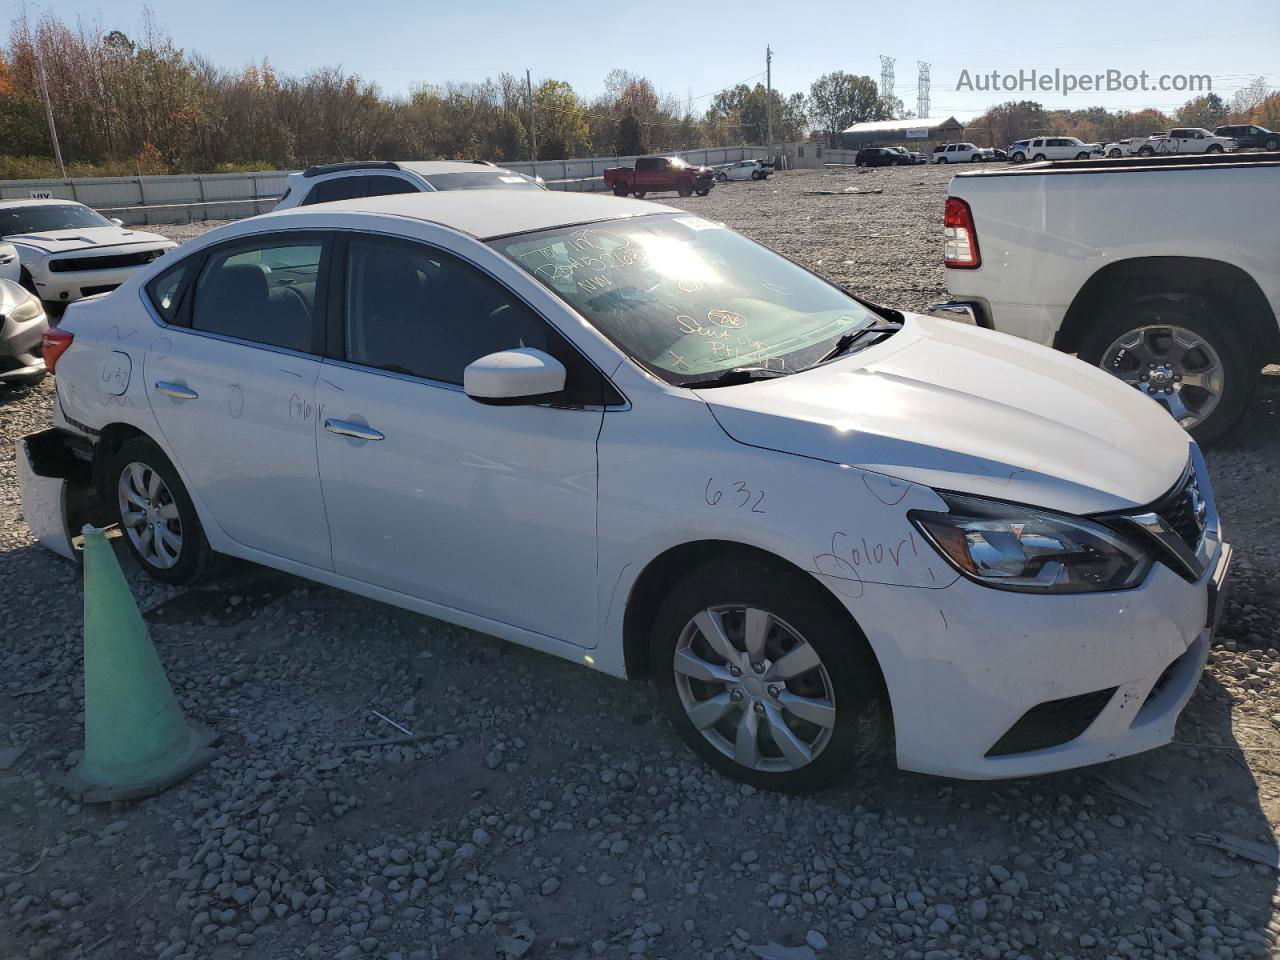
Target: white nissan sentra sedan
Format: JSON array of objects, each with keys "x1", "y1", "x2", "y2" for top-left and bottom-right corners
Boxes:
[{"x1": 23, "y1": 191, "x2": 1230, "y2": 791}]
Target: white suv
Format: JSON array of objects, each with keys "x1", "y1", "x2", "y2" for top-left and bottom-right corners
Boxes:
[
  {"x1": 273, "y1": 160, "x2": 545, "y2": 210},
  {"x1": 1009, "y1": 137, "x2": 1101, "y2": 163},
  {"x1": 932, "y1": 143, "x2": 983, "y2": 163}
]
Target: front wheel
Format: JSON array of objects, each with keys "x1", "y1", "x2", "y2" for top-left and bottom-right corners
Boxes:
[
  {"x1": 1206, "y1": 144, "x2": 1223, "y2": 154},
  {"x1": 1266, "y1": 138, "x2": 1278, "y2": 151},
  {"x1": 1108, "y1": 148, "x2": 1122, "y2": 158},
  {"x1": 110, "y1": 437, "x2": 225, "y2": 584},
  {"x1": 1076, "y1": 293, "x2": 1254, "y2": 444},
  {"x1": 715, "y1": 172, "x2": 727, "y2": 182},
  {"x1": 676, "y1": 181, "x2": 693, "y2": 198},
  {"x1": 936, "y1": 157, "x2": 947, "y2": 164},
  {"x1": 632, "y1": 191, "x2": 646, "y2": 199},
  {"x1": 1075, "y1": 152, "x2": 1090, "y2": 160},
  {"x1": 694, "y1": 187, "x2": 710, "y2": 196},
  {"x1": 651, "y1": 557, "x2": 886, "y2": 792},
  {"x1": 1011, "y1": 153, "x2": 1025, "y2": 163}
]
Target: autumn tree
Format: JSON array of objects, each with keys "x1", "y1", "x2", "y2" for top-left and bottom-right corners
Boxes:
[{"x1": 806, "y1": 72, "x2": 883, "y2": 146}]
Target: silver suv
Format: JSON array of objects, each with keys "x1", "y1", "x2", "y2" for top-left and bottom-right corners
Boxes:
[{"x1": 273, "y1": 160, "x2": 545, "y2": 210}]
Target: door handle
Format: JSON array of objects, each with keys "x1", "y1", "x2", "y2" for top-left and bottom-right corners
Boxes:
[
  {"x1": 0, "y1": 254, "x2": 14, "y2": 264},
  {"x1": 324, "y1": 418, "x2": 384, "y2": 441},
  {"x1": 154, "y1": 381, "x2": 198, "y2": 400}
]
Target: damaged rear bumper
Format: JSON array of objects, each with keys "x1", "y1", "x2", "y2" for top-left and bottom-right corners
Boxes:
[{"x1": 15, "y1": 428, "x2": 104, "y2": 561}]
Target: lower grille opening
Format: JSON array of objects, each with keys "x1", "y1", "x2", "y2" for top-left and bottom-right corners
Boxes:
[{"x1": 985, "y1": 687, "x2": 1117, "y2": 757}]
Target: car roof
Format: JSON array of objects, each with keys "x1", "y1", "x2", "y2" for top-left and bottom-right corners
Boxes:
[
  {"x1": 268, "y1": 190, "x2": 677, "y2": 240},
  {"x1": 0, "y1": 198, "x2": 82, "y2": 209},
  {"x1": 290, "y1": 160, "x2": 531, "y2": 182}
]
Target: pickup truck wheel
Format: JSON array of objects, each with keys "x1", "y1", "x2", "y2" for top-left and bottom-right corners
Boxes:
[
  {"x1": 1032, "y1": 153, "x2": 1047, "y2": 162},
  {"x1": 110, "y1": 437, "x2": 226, "y2": 584},
  {"x1": 1078, "y1": 294, "x2": 1254, "y2": 444},
  {"x1": 650, "y1": 557, "x2": 886, "y2": 792},
  {"x1": 1108, "y1": 148, "x2": 1122, "y2": 158},
  {"x1": 695, "y1": 187, "x2": 710, "y2": 196},
  {"x1": 612, "y1": 182, "x2": 630, "y2": 197},
  {"x1": 633, "y1": 191, "x2": 646, "y2": 199},
  {"x1": 1266, "y1": 138, "x2": 1278, "y2": 151},
  {"x1": 676, "y1": 181, "x2": 693, "y2": 198},
  {"x1": 1138, "y1": 146, "x2": 1155, "y2": 156}
]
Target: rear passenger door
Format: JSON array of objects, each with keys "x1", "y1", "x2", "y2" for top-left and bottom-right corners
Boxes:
[{"x1": 142, "y1": 233, "x2": 334, "y2": 570}]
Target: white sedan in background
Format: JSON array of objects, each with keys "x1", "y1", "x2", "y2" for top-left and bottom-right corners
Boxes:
[
  {"x1": 0, "y1": 199, "x2": 175, "y2": 305},
  {"x1": 714, "y1": 160, "x2": 772, "y2": 182},
  {"x1": 22, "y1": 191, "x2": 1228, "y2": 791}
]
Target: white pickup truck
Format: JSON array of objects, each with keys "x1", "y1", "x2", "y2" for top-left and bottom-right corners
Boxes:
[
  {"x1": 932, "y1": 152, "x2": 1280, "y2": 442},
  {"x1": 1105, "y1": 127, "x2": 1238, "y2": 157}
]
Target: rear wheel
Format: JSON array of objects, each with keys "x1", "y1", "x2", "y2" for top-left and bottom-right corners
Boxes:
[
  {"x1": 1138, "y1": 146, "x2": 1155, "y2": 156},
  {"x1": 651, "y1": 557, "x2": 886, "y2": 792},
  {"x1": 109, "y1": 437, "x2": 225, "y2": 584},
  {"x1": 1032, "y1": 153, "x2": 1047, "y2": 162},
  {"x1": 612, "y1": 182, "x2": 630, "y2": 197},
  {"x1": 1076, "y1": 293, "x2": 1254, "y2": 444}
]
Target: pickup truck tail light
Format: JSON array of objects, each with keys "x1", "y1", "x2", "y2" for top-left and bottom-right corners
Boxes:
[
  {"x1": 943, "y1": 196, "x2": 981, "y2": 269},
  {"x1": 41, "y1": 329, "x2": 74, "y2": 375}
]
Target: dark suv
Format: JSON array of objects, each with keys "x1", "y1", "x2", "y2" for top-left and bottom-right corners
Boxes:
[
  {"x1": 1213, "y1": 124, "x2": 1279, "y2": 151},
  {"x1": 855, "y1": 147, "x2": 908, "y2": 167}
]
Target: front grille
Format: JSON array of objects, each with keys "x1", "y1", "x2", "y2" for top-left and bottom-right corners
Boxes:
[
  {"x1": 985, "y1": 687, "x2": 1117, "y2": 757},
  {"x1": 50, "y1": 249, "x2": 163, "y2": 273},
  {"x1": 1151, "y1": 466, "x2": 1205, "y2": 552}
]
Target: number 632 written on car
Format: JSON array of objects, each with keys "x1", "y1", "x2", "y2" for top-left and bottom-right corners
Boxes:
[{"x1": 705, "y1": 478, "x2": 766, "y2": 514}]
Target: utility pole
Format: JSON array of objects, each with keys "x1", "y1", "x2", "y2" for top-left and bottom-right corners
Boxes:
[
  {"x1": 525, "y1": 69, "x2": 538, "y2": 163},
  {"x1": 36, "y1": 50, "x2": 66, "y2": 179},
  {"x1": 765, "y1": 45, "x2": 773, "y2": 147}
]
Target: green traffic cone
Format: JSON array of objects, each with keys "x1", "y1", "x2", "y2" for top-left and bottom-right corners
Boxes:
[{"x1": 60, "y1": 526, "x2": 217, "y2": 803}]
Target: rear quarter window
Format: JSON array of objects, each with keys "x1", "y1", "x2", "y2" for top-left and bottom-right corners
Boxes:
[{"x1": 145, "y1": 260, "x2": 192, "y2": 324}]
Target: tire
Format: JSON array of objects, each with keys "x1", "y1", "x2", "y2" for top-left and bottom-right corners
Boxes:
[
  {"x1": 1266, "y1": 138, "x2": 1278, "y2": 151},
  {"x1": 750, "y1": 170, "x2": 761, "y2": 179},
  {"x1": 715, "y1": 172, "x2": 727, "y2": 182},
  {"x1": 1206, "y1": 144, "x2": 1223, "y2": 154},
  {"x1": 109, "y1": 436, "x2": 226, "y2": 584},
  {"x1": 695, "y1": 188, "x2": 710, "y2": 196},
  {"x1": 676, "y1": 180, "x2": 693, "y2": 198},
  {"x1": 1138, "y1": 146, "x2": 1154, "y2": 156},
  {"x1": 18, "y1": 267, "x2": 38, "y2": 297},
  {"x1": 1108, "y1": 148, "x2": 1122, "y2": 158},
  {"x1": 1075, "y1": 293, "x2": 1254, "y2": 445},
  {"x1": 855, "y1": 161, "x2": 866, "y2": 168},
  {"x1": 650, "y1": 556, "x2": 886, "y2": 792},
  {"x1": 632, "y1": 191, "x2": 646, "y2": 199},
  {"x1": 1011, "y1": 153, "x2": 1025, "y2": 163},
  {"x1": 612, "y1": 182, "x2": 629, "y2": 197},
  {"x1": 969, "y1": 154, "x2": 981, "y2": 162},
  {"x1": 1075, "y1": 152, "x2": 1090, "y2": 160},
  {"x1": 937, "y1": 157, "x2": 947, "y2": 164},
  {"x1": 1032, "y1": 153, "x2": 1046, "y2": 162}
]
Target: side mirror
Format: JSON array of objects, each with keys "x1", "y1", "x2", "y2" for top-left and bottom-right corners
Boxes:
[
  {"x1": 463, "y1": 348, "x2": 566, "y2": 405},
  {"x1": 109, "y1": 218, "x2": 125, "y2": 227}
]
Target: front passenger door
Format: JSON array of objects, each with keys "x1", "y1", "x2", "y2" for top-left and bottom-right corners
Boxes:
[{"x1": 314, "y1": 233, "x2": 608, "y2": 646}]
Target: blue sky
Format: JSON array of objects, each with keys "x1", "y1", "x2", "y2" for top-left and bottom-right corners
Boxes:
[{"x1": 20, "y1": 0, "x2": 1280, "y2": 118}]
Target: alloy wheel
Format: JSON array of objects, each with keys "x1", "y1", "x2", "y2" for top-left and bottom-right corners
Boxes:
[
  {"x1": 1100, "y1": 324, "x2": 1224, "y2": 429},
  {"x1": 118, "y1": 461, "x2": 184, "y2": 569},
  {"x1": 672, "y1": 605, "x2": 836, "y2": 772}
]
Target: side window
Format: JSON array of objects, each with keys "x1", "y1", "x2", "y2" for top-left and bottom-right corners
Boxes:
[
  {"x1": 362, "y1": 175, "x2": 419, "y2": 199},
  {"x1": 342, "y1": 235, "x2": 610, "y2": 404},
  {"x1": 190, "y1": 240, "x2": 323, "y2": 352},
  {"x1": 302, "y1": 177, "x2": 365, "y2": 206},
  {"x1": 146, "y1": 261, "x2": 192, "y2": 324}
]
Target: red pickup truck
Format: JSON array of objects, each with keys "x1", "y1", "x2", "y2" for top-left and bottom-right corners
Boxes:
[{"x1": 604, "y1": 157, "x2": 715, "y2": 198}]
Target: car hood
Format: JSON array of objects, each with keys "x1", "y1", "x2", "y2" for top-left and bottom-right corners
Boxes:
[
  {"x1": 698, "y1": 314, "x2": 1191, "y2": 516},
  {"x1": 8, "y1": 227, "x2": 173, "y2": 255}
]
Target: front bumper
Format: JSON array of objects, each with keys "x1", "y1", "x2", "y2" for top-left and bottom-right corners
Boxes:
[
  {"x1": 0, "y1": 304, "x2": 48, "y2": 380},
  {"x1": 31, "y1": 250, "x2": 169, "y2": 302},
  {"x1": 851, "y1": 451, "x2": 1230, "y2": 780}
]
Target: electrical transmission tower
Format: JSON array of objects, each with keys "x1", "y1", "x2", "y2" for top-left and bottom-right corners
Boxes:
[
  {"x1": 879, "y1": 55, "x2": 895, "y2": 101},
  {"x1": 917, "y1": 61, "x2": 931, "y2": 118}
]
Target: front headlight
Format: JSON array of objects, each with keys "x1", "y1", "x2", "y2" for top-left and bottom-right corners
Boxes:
[
  {"x1": 8, "y1": 292, "x2": 43, "y2": 324},
  {"x1": 909, "y1": 493, "x2": 1152, "y2": 593}
]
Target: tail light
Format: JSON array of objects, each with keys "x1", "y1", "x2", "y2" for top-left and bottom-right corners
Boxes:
[
  {"x1": 943, "y1": 196, "x2": 981, "y2": 269},
  {"x1": 42, "y1": 329, "x2": 74, "y2": 375}
]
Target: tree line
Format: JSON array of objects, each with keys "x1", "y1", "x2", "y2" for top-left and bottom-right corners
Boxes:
[{"x1": 1, "y1": 10, "x2": 1275, "y2": 179}]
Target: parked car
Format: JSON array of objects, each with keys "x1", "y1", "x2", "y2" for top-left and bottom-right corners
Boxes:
[
  {"x1": 0, "y1": 199, "x2": 176, "y2": 305},
  {"x1": 1122, "y1": 129, "x2": 1238, "y2": 157},
  {"x1": 274, "y1": 160, "x2": 545, "y2": 210},
  {"x1": 855, "y1": 147, "x2": 909, "y2": 167},
  {"x1": 1213, "y1": 124, "x2": 1278, "y2": 151},
  {"x1": 715, "y1": 159, "x2": 773, "y2": 182},
  {"x1": 932, "y1": 152, "x2": 1279, "y2": 442},
  {"x1": 986, "y1": 148, "x2": 1008, "y2": 162},
  {"x1": 903, "y1": 150, "x2": 929, "y2": 164},
  {"x1": 932, "y1": 143, "x2": 984, "y2": 163},
  {"x1": 604, "y1": 157, "x2": 714, "y2": 198},
  {"x1": 0, "y1": 278, "x2": 48, "y2": 384},
  {"x1": 23, "y1": 190, "x2": 1230, "y2": 790},
  {"x1": 1009, "y1": 137, "x2": 1102, "y2": 162}
]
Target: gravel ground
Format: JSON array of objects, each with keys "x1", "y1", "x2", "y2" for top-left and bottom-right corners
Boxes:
[{"x1": 2, "y1": 167, "x2": 1280, "y2": 960}]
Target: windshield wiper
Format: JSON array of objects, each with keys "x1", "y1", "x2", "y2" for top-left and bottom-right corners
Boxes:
[
  {"x1": 679, "y1": 366, "x2": 790, "y2": 388},
  {"x1": 812, "y1": 321, "x2": 902, "y2": 366}
]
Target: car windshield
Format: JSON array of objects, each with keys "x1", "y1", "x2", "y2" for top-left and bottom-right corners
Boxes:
[
  {"x1": 424, "y1": 172, "x2": 542, "y2": 191},
  {"x1": 492, "y1": 213, "x2": 888, "y2": 384},
  {"x1": 0, "y1": 203, "x2": 113, "y2": 237}
]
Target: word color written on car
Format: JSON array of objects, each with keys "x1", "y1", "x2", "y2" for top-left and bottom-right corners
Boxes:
[{"x1": 26, "y1": 190, "x2": 1229, "y2": 792}]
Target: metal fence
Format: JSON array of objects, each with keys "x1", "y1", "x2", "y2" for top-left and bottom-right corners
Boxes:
[{"x1": 0, "y1": 146, "x2": 775, "y2": 226}]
